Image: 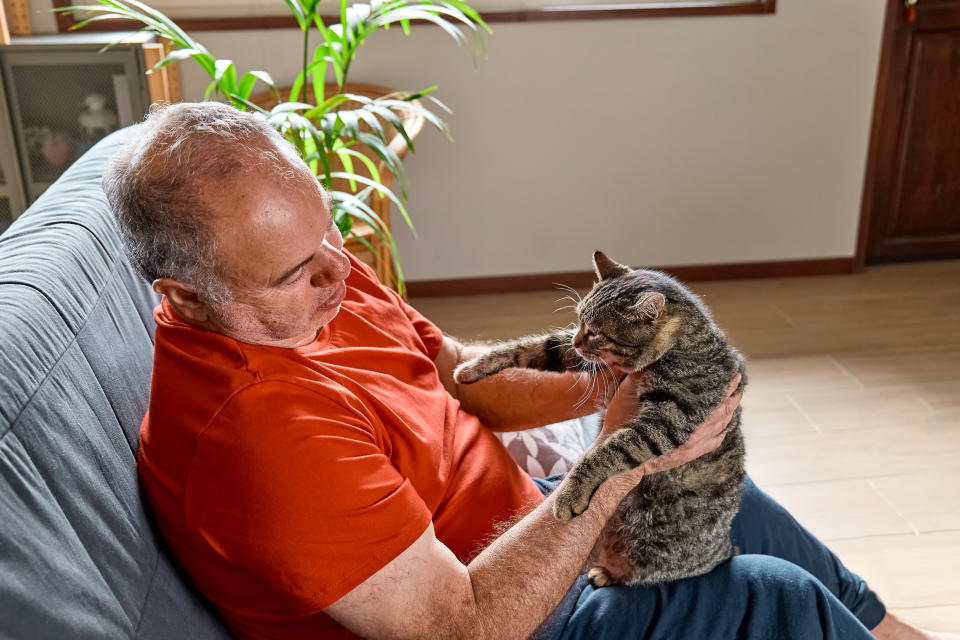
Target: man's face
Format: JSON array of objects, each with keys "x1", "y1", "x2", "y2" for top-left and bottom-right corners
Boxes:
[{"x1": 204, "y1": 167, "x2": 351, "y2": 348}]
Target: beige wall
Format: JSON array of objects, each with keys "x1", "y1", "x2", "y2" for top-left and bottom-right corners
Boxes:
[{"x1": 67, "y1": 0, "x2": 889, "y2": 281}]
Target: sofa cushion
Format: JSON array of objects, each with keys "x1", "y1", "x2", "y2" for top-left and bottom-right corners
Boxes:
[{"x1": 0, "y1": 129, "x2": 230, "y2": 638}]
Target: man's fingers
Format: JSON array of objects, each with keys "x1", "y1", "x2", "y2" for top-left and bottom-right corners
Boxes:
[
  {"x1": 691, "y1": 391, "x2": 741, "y2": 441},
  {"x1": 720, "y1": 390, "x2": 743, "y2": 425},
  {"x1": 638, "y1": 378, "x2": 743, "y2": 475},
  {"x1": 724, "y1": 374, "x2": 742, "y2": 398}
]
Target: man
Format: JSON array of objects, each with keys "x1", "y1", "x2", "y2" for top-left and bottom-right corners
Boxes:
[{"x1": 108, "y1": 102, "x2": 947, "y2": 639}]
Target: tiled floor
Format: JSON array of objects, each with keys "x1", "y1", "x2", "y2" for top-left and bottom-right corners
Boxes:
[{"x1": 410, "y1": 259, "x2": 960, "y2": 633}]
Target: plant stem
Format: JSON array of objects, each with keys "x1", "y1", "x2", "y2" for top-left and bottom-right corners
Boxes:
[
  {"x1": 340, "y1": 55, "x2": 352, "y2": 93},
  {"x1": 302, "y1": 27, "x2": 310, "y2": 104}
]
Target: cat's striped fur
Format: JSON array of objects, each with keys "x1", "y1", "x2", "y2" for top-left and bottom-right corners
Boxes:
[{"x1": 453, "y1": 251, "x2": 747, "y2": 585}]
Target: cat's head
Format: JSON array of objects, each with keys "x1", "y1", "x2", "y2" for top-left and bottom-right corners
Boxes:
[{"x1": 572, "y1": 251, "x2": 687, "y2": 373}]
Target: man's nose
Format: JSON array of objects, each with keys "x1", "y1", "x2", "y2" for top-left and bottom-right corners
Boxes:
[{"x1": 310, "y1": 242, "x2": 351, "y2": 288}]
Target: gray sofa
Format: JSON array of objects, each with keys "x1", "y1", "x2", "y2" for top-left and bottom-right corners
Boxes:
[{"x1": 0, "y1": 129, "x2": 231, "y2": 638}]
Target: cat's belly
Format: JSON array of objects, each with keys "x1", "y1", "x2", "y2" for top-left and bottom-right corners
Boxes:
[{"x1": 594, "y1": 426, "x2": 747, "y2": 585}]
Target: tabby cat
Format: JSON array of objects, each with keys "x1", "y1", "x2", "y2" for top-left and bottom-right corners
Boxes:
[{"x1": 453, "y1": 251, "x2": 747, "y2": 585}]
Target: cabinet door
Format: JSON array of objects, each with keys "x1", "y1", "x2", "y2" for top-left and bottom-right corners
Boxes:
[
  {"x1": 862, "y1": 0, "x2": 960, "y2": 262},
  {"x1": 0, "y1": 47, "x2": 150, "y2": 203},
  {"x1": 0, "y1": 72, "x2": 26, "y2": 231}
]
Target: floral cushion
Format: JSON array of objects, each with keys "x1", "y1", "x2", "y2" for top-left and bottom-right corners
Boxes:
[{"x1": 495, "y1": 414, "x2": 600, "y2": 478}]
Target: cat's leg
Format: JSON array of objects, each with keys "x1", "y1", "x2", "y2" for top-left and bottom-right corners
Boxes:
[
  {"x1": 553, "y1": 404, "x2": 690, "y2": 520},
  {"x1": 453, "y1": 330, "x2": 580, "y2": 384},
  {"x1": 588, "y1": 511, "x2": 633, "y2": 587}
]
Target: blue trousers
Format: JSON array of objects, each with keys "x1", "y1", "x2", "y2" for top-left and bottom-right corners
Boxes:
[{"x1": 530, "y1": 476, "x2": 885, "y2": 640}]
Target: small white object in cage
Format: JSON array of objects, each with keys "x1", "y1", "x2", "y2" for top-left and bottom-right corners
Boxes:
[{"x1": 78, "y1": 94, "x2": 118, "y2": 138}]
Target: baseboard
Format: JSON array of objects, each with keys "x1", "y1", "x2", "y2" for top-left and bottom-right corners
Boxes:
[{"x1": 406, "y1": 256, "x2": 856, "y2": 298}]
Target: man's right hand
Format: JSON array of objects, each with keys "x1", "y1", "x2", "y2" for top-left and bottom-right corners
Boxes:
[
  {"x1": 599, "y1": 373, "x2": 742, "y2": 484},
  {"x1": 642, "y1": 374, "x2": 742, "y2": 475},
  {"x1": 324, "y1": 374, "x2": 742, "y2": 639}
]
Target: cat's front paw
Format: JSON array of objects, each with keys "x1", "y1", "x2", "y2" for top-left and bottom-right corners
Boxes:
[
  {"x1": 453, "y1": 357, "x2": 510, "y2": 384},
  {"x1": 552, "y1": 478, "x2": 594, "y2": 520},
  {"x1": 453, "y1": 361, "x2": 488, "y2": 385}
]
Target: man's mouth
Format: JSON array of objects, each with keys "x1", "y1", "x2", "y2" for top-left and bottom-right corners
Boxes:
[{"x1": 317, "y1": 281, "x2": 346, "y2": 311}]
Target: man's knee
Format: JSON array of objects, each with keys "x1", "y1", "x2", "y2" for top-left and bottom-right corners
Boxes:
[{"x1": 560, "y1": 555, "x2": 842, "y2": 640}]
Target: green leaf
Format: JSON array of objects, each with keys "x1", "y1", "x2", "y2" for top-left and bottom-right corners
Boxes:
[
  {"x1": 303, "y1": 132, "x2": 320, "y2": 174},
  {"x1": 238, "y1": 70, "x2": 277, "y2": 101},
  {"x1": 371, "y1": 8, "x2": 468, "y2": 47},
  {"x1": 203, "y1": 78, "x2": 218, "y2": 100},
  {"x1": 336, "y1": 109, "x2": 361, "y2": 141},
  {"x1": 146, "y1": 47, "x2": 216, "y2": 78},
  {"x1": 443, "y1": 0, "x2": 492, "y2": 33},
  {"x1": 330, "y1": 188, "x2": 395, "y2": 246},
  {"x1": 304, "y1": 94, "x2": 351, "y2": 120},
  {"x1": 289, "y1": 72, "x2": 306, "y2": 104},
  {"x1": 214, "y1": 59, "x2": 237, "y2": 94},
  {"x1": 336, "y1": 148, "x2": 357, "y2": 191},
  {"x1": 329, "y1": 171, "x2": 416, "y2": 238},
  {"x1": 336, "y1": 146, "x2": 382, "y2": 186},
  {"x1": 331, "y1": 188, "x2": 406, "y2": 294},
  {"x1": 226, "y1": 93, "x2": 269, "y2": 115},
  {"x1": 311, "y1": 46, "x2": 330, "y2": 106},
  {"x1": 356, "y1": 130, "x2": 407, "y2": 192},
  {"x1": 269, "y1": 101, "x2": 315, "y2": 115},
  {"x1": 362, "y1": 104, "x2": 416, "y2": 153},
  {"x1": 283, "y1": 0, "x2": 309, "y2": 30}
]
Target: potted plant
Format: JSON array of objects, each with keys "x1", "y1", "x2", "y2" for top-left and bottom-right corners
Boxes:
[{"x1": 59, "y1": 0, "x2": 489, "y2": 293}]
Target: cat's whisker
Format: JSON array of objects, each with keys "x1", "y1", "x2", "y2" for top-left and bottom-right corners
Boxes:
[
  {"x1": 554, "y1": 282, "x2": 583, "y2": 298},
  {"x1": 573, "y1": 362, "x2": 591, "y2": 407},
  {"x1": 574, "y1": 359, "x2": 601, "y2": 409},
  {"x1": 553, "y1": 284, "x2": 584, "y2": 308},
  {"x1": 598, "y1": 361, "x2": 618, "y2": 402}
]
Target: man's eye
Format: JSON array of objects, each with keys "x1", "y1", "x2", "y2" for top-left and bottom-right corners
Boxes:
[{"x1": 286, "y1": 269, "x2": 305, "y2": 286}]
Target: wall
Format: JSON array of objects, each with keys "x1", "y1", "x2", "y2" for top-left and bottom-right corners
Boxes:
[{"x1": 38, "y1": 0, "x2": 888, "y2": 282}]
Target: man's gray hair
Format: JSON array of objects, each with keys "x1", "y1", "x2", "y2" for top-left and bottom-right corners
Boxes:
[{"x1": 103, "y1": 101, "x2": 308, "y2": 303}]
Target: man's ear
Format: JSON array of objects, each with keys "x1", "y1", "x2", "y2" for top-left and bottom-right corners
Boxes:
[
  {"x1": 152, "y1": 278, "x2": 212, "y2": 325},
  {"x1": 593, "y1": 250, "x2": 631, "y2": 281}
]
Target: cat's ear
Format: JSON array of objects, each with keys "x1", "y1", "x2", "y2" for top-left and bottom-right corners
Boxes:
[
  {"x1": 593, "y1": 250, "x2": 631, "y2": 280},
  {"x1": 630, "y1": 292, "x2": 666, "y2": 321}
]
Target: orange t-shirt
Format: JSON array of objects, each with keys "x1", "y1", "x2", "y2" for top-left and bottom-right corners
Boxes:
[{"x1": 138, "y1": 252, "x2": 543, "y2": 639}]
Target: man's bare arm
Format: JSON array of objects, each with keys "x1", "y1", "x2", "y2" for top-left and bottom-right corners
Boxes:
[
  {"x1": 433, "y1": 336, "x2": 609, "y2": 431},
  {"x1": 324, "y1": 376, "x2": 742, "y2": 639}
]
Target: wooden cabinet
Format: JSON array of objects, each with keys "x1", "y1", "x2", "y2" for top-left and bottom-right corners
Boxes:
[
  {"x1": 860, "y1": 0, "x2": 960, "y2": 263},
  {"x1": 0, "y1": 31, "x2": 179, "y2": 231}
]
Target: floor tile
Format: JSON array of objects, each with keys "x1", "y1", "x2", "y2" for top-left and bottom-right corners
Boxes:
[
  {"x1": 870, "y1": 468, "x2": 960, "y2": 533},
  {"x1": 787, "y1": 386, "x2": 932, "y2": 433},
  {"x1": 745, "y1": 356, "x2": 862, "y2": 394},
  {"x1": 744, "y1": 418, "x2": 960, "y2": 486},
  {"x1": 887, "y1": 606, "x2": 960, "y2": 634},
  {"x1": 828, "y1": 531, "x2": 960, "y2": 608},
  {"x1": 760, "y1": 478, "x2": 914, "y2": 541},
  {"x1": 834, "y1": 348, "x2": 960, "y2": 388},
  {"x1": 739, "y1": 392, "x2": 819, "y2": 438}
]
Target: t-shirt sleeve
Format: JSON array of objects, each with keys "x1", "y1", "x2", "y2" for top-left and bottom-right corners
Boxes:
[
  {"x1": 394, "y1": 293, "x2": 444, "y2": 361},
  {"x1": 349, "y1": 251, "x2": 444, "y2": 360},
  {"x1": 183, "y1": 380, "x2": 432, "y2": 613}
]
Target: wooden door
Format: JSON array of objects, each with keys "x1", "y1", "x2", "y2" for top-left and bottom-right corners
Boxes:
[{"x1": 858, "y1": 0, "x2": 960, "y2": 264}]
